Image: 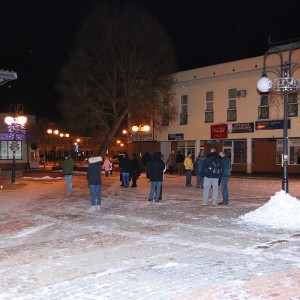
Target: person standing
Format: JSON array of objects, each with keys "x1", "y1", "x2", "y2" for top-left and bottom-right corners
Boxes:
[
  {"x1": 102, "y1": 156, "x2": 111, "y2": 177},
  {"x1": 194, "y1": 152, "x2": 205, "y2": 188},
  {"x1": 87, "y1": 156, "x2": 102, "y2": 211},
  {"x1": 130, "y1": 153, "x2": 140, "y2": 187},
  {"x1": 119, "y1": 153, "x2": 130, "y2": 188},
  {"x1": 218, "y1": 151, "x2": 231, "y2": 205},
  {"x1": 60, "y1": 153, "x2": 74, "y2": 196},
  {"x1": 176, "y1": 150, "x2": 185, "y2": 175},
  {"x1": 166, "y1": 150, "x2": 176, "y2": 175},
  {"x1": 183, "y1": 151, "x2": 193, "y2": 187},
  {"x1": 201, "y1": 147, "x2": 223, "y2": 206},
  {"x1": 146, "y1": 151, "x2": 166, "y2": 202}
]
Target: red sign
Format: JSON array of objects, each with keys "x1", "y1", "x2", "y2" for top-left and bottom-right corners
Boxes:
[{"x1": 211, "y1": 124, "x2": 228, "y2": 139}]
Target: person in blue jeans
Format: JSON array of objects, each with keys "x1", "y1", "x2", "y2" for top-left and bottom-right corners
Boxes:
[
  {"x1": 218, "y1": 151, "x2": 231, "y2": 205},
  {"x1": 119, "y1": 153, "x2": 130, "y2": 188},
  {"x1": 87, "y1": 156, "x2": 103, "y2": 211},
  {"x1": 60, "y1": 153, "x2": 74, "y2": 196},
  {"x1": 146, "y1": 151, "x2": 166, "y2": 202}
]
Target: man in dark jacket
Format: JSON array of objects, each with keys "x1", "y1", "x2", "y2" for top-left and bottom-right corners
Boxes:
[
  {"x1": 87, "y1": 156, "x2": 102, "y2": 211},
  {"x1": 146, "y1": 151, "x2": 166, "y2": 202},
  {"x1": 60, "y1": 153, "x2": 74, "y2": 196},
  {"x1": 218, "y1": 151, "x2": 231, "y2": 205},
  {"x1": 130, "y1": 153, "x2": 140, "y2": 187},
  {"x1": 119, "y1": 153, "x2": 130, "y2": 188},
  {"x1": 200, "y1": 147, "x2": 223, "y2": 206}
]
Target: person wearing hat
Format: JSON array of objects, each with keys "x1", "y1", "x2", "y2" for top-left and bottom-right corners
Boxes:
[{"x1": 60, "y1": 153, "x2": 74, "y2": 196}]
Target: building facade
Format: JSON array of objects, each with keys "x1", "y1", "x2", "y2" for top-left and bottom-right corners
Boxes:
[{"x1": 157, "y1": 47, "x2": 300, "y2": 173}]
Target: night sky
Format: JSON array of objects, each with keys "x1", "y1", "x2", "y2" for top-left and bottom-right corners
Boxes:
[{"x1": 0, "y1": 0, "x2": 299, "y2": 119}]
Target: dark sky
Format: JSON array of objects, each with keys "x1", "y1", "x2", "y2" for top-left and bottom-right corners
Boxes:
[{"x1": 0, "y1": 0, "x2": 299, "y2": 119}]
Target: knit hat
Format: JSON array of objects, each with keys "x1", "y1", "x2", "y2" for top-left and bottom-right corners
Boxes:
[{"x1": 88, "y1": 156, "x2": 102, "y2": 163}]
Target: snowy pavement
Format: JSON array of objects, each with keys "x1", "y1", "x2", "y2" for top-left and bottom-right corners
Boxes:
[{"x1": 1, "y1": 171, "x2": 300, "y2": 299}]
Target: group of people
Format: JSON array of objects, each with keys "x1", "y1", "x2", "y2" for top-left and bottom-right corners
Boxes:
[
  {"x1": 166, "y1": 147, "x2": 231, "y2": 205},
  {"x1": 118, "y1": 153, "x2": 141, "y2": 188},
  {"x1": 59, "y1": 146, "x2": 231, "y2": 212}
]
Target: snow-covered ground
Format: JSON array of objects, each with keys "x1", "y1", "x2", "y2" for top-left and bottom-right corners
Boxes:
[{"x1": 0, "y1": 170, "x2": 300, "y2": 299}]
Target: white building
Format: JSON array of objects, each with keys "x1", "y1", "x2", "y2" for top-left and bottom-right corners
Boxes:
[{"x1": 157, "y1": 44, "x2": 300, "y2": 174}]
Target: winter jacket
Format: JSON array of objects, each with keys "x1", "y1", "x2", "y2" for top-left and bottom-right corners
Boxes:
[
  {"x1": 119, "y1": 155, "x2": 130, "y2": 173},
  {"x1": 60, "y1": 157, "x2": 74, "y2": 175},
  {"x1": 184, "y1": 156, "x2": 194, "y2": 171},
  {"x1": 87, "y1": 156, "x2": 102, "y2": 185},
  {"x1": 221, "y1": 156, "x2": 231, "y2": 177},
  {"x1": 166, "y1": 153, "x2": 176, "y2": 167},
  {"x1": 130, "y1": 157, "x2": 140, "y2": 179},
  {"x1": 102, "y1": 157, "x2": 111, "y2": 172},
  {"x1": 194, "y1": 156, "x2": 205, "y2": 175},
  {"x1": 146, "y1": 152, "x2": 166, "y2": 182},
  {"x1": 201, "y1": 152, "x2": 223, "y2": 178}
]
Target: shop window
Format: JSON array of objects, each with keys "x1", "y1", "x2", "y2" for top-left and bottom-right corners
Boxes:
[
  {"x1": 276, "y1": 139, "x2": 300, "y2": 165},
  {"x1": 0, "y1": 140, "x2": 22, "y2": 160},
  {"x1": 205, "y1": 91, "x2": 214, "y2": 122},
  {"x1": 233, "y1": 140, "x2": 247, "y2": 164}
]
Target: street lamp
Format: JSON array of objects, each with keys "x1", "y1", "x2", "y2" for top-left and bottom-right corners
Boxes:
[
  {"x1": 257, "y1": 42, "x2": 300, "y2": 192},
  {"x1": 132, "y1": 124, "x2": 150, "y2": 157},
  {"x1": 4, "y1": 104, "x2": 27, "y2": 184}
]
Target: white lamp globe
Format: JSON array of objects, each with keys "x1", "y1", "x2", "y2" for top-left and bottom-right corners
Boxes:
[{"x1": 257, "y1": 76, "x2": 270, "y2": 93}]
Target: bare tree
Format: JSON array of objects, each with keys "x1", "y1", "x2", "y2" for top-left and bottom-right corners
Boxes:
[{"x1": 57, "y1": 1, "x2": 177, "y2": 156}]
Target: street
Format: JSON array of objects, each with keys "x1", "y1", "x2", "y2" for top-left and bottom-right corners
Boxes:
[{"x1": 0, "y1": 170, "x2": 300, "y2": 299}]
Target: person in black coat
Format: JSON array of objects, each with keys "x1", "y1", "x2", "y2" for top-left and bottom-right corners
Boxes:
[
  {"x1": 119, "y1": 153, "x2": 130, "y2": 188},
  {"x1": 87, "y1": 156, "x2": 102, "y2": 211},
  {"x1": 130, "y1": 153, "x2": 140, "y2": 187},
  {"x1": 146, "y1": 151, "x2": 166, "y2": 202}
]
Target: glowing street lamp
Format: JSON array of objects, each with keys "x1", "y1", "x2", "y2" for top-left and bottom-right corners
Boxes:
[
  {"x1": 4, "y1": 104, "x2": 27, "y2": 184},
  {"x1": 257, "y1": 42, "x2": 300, "y2": 192},
  {"x1": 132, "y1": 124, "x2": 150, "y2": 156}
]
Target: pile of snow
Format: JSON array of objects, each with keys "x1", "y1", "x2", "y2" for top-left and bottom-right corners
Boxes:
[{"x1": 241, "y1": 190, "x2": 300, "y2": 229}]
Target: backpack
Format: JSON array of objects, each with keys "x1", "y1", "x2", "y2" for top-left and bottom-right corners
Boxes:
[{"x1": 205, "y1": 157, "x2": 223, "y2": 178}]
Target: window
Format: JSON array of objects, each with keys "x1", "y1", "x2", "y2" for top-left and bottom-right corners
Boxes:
[
  {"x1": 0, "y1": 140, "x2": 22, "y2": 160},
  {"x1": 205, "y1": 91, "x2": 214, "y2": 122},
  {"x1": 276, "y1": 139, "x2": 300, "y2": 165},
  {"x1": 258, "y1": 95, "x2": 269, "y2": 119},
  {"x1": 288, "y1": 92, "x2": 298, "y2": 117},
  {"x1": 180, "y1": 95, "x2": 188, "y2": 125},
  {"x1": 227, "y1": 89, "x2": 237, "y2": 121},
  {"x1": 162, "y1": 97, "x2": 170, "y2": 126}
]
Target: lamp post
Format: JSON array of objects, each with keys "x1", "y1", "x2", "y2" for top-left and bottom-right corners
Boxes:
[
  {"x1": 132, "y1": 124, "x2": 150, "y2": 157},
  {"x1": 4, "y1": 104, "x2": 27, "y2": 184},
  {"x1": 257, "y1": 43, "x2": 300, "y2": 193}
]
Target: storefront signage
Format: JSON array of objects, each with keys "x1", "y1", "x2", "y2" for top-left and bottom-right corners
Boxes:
[
  {"x1": 228, "y1": 122, "x2": 254, "y2": 133},
  {"x1": 168, "y1": 133, "x2": 184, "y2": 140},
  {"x1": 211, "y1": 124, "x2": 228, "y2": 139},
  {"x1": 132, "y1": 133, "x2": 153, "y2": 141},
  {"x1": 255, "y1": 120, "x2": 290, "y2": 130}
]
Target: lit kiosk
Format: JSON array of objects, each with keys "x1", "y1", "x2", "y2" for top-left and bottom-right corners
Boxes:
[
  {"x1": 257, "y1": 43, "x2": 300, "y2": 192},
  {"x1": 5, "y1": 104, "x2": 27, "y2": 184}
]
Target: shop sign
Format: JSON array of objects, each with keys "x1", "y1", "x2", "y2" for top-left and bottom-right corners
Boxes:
[
  {"x1": 228, "y1": 122, "x2": 254, "y2": 133},
  {"x1": 255, "y1": 120, "x2": 290, "y2": 130},
  {"x1": 168, "y1": 133, "x2": 184, "y2": 140},
  {"x1": 211, "y1": 124, "x2": 227, "y2": 139},
  {"x1": 132, "y1": 133, "x2": 153, "y2": 141}
]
